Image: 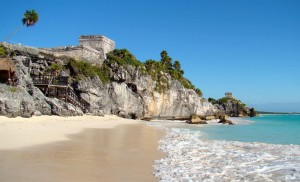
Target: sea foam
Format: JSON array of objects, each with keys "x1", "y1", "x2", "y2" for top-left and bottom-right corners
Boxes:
[{"x1": 148, "y1": 121, "x2": 300, "y2": 182}]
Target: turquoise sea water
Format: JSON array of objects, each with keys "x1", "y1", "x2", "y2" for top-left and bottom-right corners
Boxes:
[
  {"x1": 149, "y1": 115, "x2": 300, "y2": 181},
  {"x1": 200, "y1": 114, "x2": 300, "y2": 145}
]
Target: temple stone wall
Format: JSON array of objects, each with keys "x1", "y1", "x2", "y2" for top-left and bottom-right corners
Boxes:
[
  {"x1": 4, "y1": 35, "x2": 115, "y2": 65},
  {"x1": 79, "y1": 35, "x2": 115, "y2": 57},
  {"x1": 43, "y1": 45, "x2": 104, "y2": 64}
]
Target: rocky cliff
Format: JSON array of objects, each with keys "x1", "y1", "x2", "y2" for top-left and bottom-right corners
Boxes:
[
  {"x1": 75, "y1": 61, "x2": 215, "y2": 119},
  {"x1": 0, "y1": 55, "x2": 83, "y2": 117},
  {"x1": 209, "y1": 97, "x2": 257, "y2": 117},
  {"x1": 0, "y1": 45, "x2": 216, "y2": 119}
]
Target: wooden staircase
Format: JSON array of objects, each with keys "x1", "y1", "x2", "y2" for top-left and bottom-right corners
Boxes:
[
  {"x1": 66, "y1": 86, "x2": 90, "y2": 112},
  {"x1": 31, "y1": 74, "x2": 90, "y2": 112}
]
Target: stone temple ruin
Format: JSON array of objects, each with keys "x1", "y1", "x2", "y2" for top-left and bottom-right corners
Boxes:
[
  {"x1": 42, "y1": 35, "x2": 115, "y2": 64},
  {"x1": 4, "y1": 35, "x2": 115, "y2": 65},
  {"x1": 225, "y1": 92, "x2": 233, "y2": 98}
]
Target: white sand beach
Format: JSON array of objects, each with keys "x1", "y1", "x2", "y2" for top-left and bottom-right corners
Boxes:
[
  {"x1": 0, "y1": 115, "x2": 139, "y2": 150},
  {"x1": 0, "y1": 115, "x2": 164, "y2": 182}
]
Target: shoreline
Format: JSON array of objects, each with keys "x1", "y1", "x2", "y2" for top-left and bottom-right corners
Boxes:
[
  {"x1": 0, "y1": 115, "x2": 165, "y2": 181},
  {"x1": 0, "y1": 115, "x2": 140, "y2": 150},
  {"x1": 151, "y1": 117, "x2": 300, "y2": 181}
]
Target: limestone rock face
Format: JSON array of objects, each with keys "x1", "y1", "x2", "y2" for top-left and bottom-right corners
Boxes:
[
  {"x1": 189, "y1": 115, "x2": 207, "y2": 124},
  {"x1": 205, "y1": 115, "x2": 216, "y2": 120},
  {"x1": 0, "y1": 85, "x2": 34, "y2": 117},
  {"x1": 138, "y1": 79, "x2": 215, "y2": 120},
  {"x1": 214, "y1": 100, "x2": 250, "y2": 117},
  {"x1": 45, "y1": 98, "x2": 83, "y2": 116},
  {"x1": 75, "y1": 63, "x2": 216, "y2": 120},
  {"x1": 75, "y1": 76, "x2": 143, "y2": 119},
  {"x1": 1, "y1": 46, "x2": 216, "y2": 119},
  {"x1": 0, "y1": 55, "x2": 43, "y2": 117},
  {"x1": 0, "y1": 54, "x2": 83, "y2": 117}
]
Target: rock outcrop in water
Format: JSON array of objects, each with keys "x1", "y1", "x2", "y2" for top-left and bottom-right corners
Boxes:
[
  {"x1": 208, "y1": 95, "x2": 257, "y2": 117},
  {"x1": 0, "y1": 43, "x2": 216, "y2": 119}
]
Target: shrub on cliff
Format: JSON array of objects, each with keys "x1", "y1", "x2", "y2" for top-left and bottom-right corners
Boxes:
[
  {"x1": 107, "y1": 49, "x2": 143, "y2": 67},
  {"x1": 144, "y1": 60, "x2": 163, "y2": 79},
  {"x1": 209, "y1": 96, "x2": 247, "y2": 108},
  {"x1": 0, "y1": 46, "x2": 7, "y2": 57},
  {"x1": 49, "y1": 63, "x2": 63, "y2": 73},
  {"x1": 67, "y1": 58, "x2": 110, "y2": 84},
  {"x1": 208, "y1": 97, "x2": 217, "y2": 104},
  {"x1": 144, "y1": 59, "x2": 169, "y2": 92},
  {"x1": 218, "y1": 97, "x2": 230, "y2": 104},
  {"x1": 195, "y1": 88, "x2": 203, "y2": 97}
]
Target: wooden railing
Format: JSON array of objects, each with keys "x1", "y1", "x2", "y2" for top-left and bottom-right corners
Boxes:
[
  {"x1": 32, "y1": 74, "x2": 68, "y2": 86},
  {"x1": 67, "y1": 89, "x2": 88, "y2": 110}
]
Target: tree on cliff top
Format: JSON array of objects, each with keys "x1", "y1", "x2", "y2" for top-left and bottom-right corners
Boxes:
[
  {"x1": 2, "y1": 10, "x2": 39, "y2": 43},
  {"x1": 160, "y1": 50, "x2": 172, "y2": 71}
]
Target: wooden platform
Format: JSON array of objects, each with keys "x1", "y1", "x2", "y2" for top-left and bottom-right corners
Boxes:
[{"x1": 31, "y1": 74, "x2": 89, "y2": 112}]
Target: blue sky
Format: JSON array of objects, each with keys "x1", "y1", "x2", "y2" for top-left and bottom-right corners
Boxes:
[{"x1": 1, "y1": 0, "x2": 300, "y2": 112}]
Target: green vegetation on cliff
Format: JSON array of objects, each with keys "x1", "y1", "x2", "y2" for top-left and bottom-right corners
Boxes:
[
  {"x1": 44, "y1": 58, "x2": 110, "y2": 84},
  {"x1": 107, "y1": 49, "x2": 143, "y2": 67},
  {"x1": 208, "y1": 97, "x2": 247, "y2": 107},
  {"x1": 0, "y1": 45, "x2": 7, "y2": 57},
  {"x1": 67, "y1": 58, "x2": 110, "y2": 84},
  {"x1": 107, "y1": 49, "x2": 203, "y2": 96},
  {"x1": 49, "y1": 63, "x2": 63, "y2": 73}
]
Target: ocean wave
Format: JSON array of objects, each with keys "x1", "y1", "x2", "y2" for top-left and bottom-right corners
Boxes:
[{"x1": 153, "y1": 127, "x2": 300, "y2": 182}]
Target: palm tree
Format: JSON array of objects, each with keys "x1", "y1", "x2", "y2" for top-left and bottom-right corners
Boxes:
[
  {"x1": 173, "y1": 60, "x2": 181, "y2": 71},
  {"x1": 1, "y1": 10, "x2": 39, "y2": 43},
  {"x1": 160, "y1": 50, "x2": 172, "y2": 72},
  {"x1": 22, "y1": 10, "x2": 39, "y2": 27}
]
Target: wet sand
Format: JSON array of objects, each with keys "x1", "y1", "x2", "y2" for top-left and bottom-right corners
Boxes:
[{"x1": 0, "y1": 116, "x2": 164, "y2": 182}]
